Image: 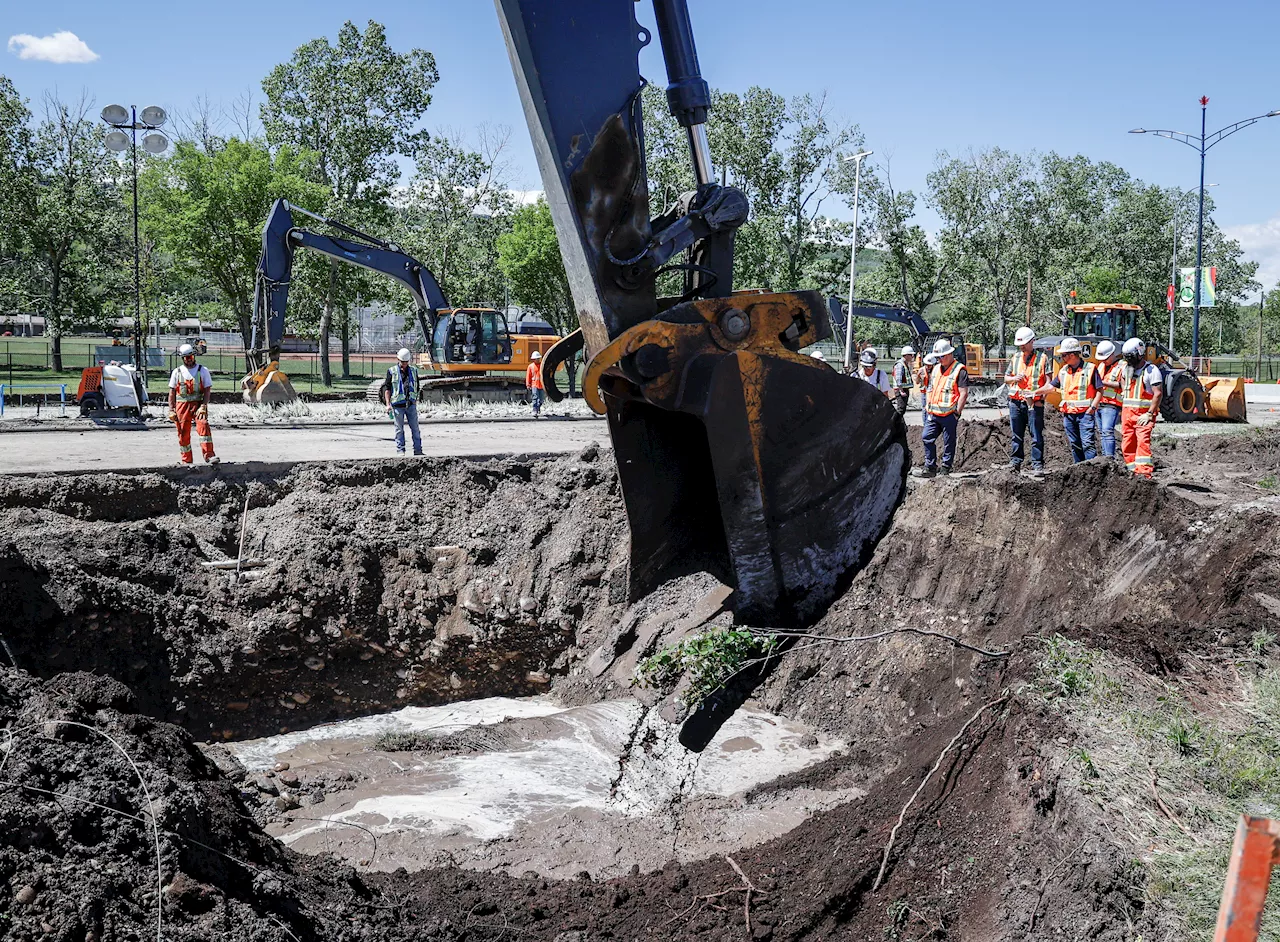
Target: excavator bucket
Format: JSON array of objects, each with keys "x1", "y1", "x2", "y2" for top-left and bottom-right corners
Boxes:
[
  {"x1": 1202, "y1": 376, "x2": 1248, "y2": 422},
  {"x1": 588, "y1": 293, "x2": 908, "y2": 623},
  {"x1": 241, "y1": 363, "x2": 299, "y2": 406},
  {"x1": 497, "y1": 0, "x2": 908, "y2": 626}
]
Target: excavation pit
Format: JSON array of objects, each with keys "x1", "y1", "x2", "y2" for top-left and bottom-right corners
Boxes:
[{"x1": 2, "y1": 425, "x2": 1279, "y2": 940}]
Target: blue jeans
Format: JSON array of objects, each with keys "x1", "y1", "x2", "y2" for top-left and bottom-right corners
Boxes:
[
  {"x1": 1062, "y1": 411, "x2": 1097, "y2": 463},
  {"x1": 1097, "y1": 405, "x2": 1121, "y2": 458},
  {"x1": 393, "y1": 401, "x2": 422, "y2": 454},
  {"x1": 1008, "y1": 399, "x2": 1044, "y2": 468},
  {"x1": 530, "y1": 387, "x2": 545, "y2": 415},
  {"x1": 922, "y1": 412, "x2": 958, "y2": 469}
]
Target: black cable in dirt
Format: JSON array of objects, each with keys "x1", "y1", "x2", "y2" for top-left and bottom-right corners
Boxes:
[{"x1": 764, "y1": 627, "x2": 1010, "y2": 659}]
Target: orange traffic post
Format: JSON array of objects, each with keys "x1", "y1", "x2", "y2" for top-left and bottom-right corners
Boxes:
[{"x1": 1214, "y1": 816, "x2": 1280, "y2": 941}]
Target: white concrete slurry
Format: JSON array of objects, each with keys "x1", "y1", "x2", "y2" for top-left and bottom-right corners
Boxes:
[
  {"x1": 227, "y1": 696, "x2": 564, "y2": 772},
  {"x1": 230, "y1": 696, "x2": 856, "y2": 877}
]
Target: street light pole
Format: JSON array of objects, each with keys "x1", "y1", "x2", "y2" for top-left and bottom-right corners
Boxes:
[
  {"x1": 1130, "y1": 99, "x2": 1279, "y2": 361},
  {"x1": 101, "y1": 104, "x2": 169, "y2": 388},
  {"x1": 1193, "y1": 99, "x2": 1208, "y2": 362},
  {"x1": 841, "y1": 150, "x2": 873, "y2": 372}
]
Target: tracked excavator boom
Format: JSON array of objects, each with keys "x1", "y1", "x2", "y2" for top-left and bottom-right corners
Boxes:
[{"x1": 496, "y1": 0, "x2": 909, "y2": 629}]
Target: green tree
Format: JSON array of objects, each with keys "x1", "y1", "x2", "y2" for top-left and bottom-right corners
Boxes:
[
  {"x1": 140, "y1": 138, "x2": 325, "y2": 352},
  {"x1": 396, "y1": 126, "x2": 513, "y2": 310},
  {"x1": 261, "y1": 19, "x2": 438, "y2": 383},
  {"x1": 496, "y1": 200, "x2": 572, "y2": 332},
  {"x1": 17, "y1": 94, "x2": 130, "y2": 370},
  {"x1": 0, "y1": 75, "x2": 33, "y2": 309}
]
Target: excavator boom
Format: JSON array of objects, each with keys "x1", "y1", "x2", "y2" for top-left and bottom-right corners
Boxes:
[{"x1": 496, "y1": 1, "x2": 908, "y2": 640}]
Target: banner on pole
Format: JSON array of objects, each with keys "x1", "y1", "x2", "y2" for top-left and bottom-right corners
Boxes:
[
  {"x1": 1166, "y1": 284, "x2": 1175, "y2": 312},
  {"x1": 1179, "y1": 267, "x2": 1217, "y2": 308}
]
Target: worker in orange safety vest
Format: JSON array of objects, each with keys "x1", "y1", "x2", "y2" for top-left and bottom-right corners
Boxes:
[
  {"x1": 1119, "y1": 338, "x2": 1163, "y2": 478},
  {"x1": 1094, "y1": 340, "x2": 1125, "y2": 460},
  {"x1": 1034, "y1": 337, "x2": 1102, "y2": 463},
  {"x1": 525, "y1": 350, "x2": 545, "y2": 417},
  {"x1": 914, "y1": 338, "x2": 969, "y2": 478},
  {"x1": 167, "y1": 343, "x2": 219, "y2": 466}
]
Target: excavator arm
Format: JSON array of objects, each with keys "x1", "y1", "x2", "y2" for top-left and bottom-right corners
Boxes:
[
  {"x1": 248, "y1": 199, "x2": 448, "y2": 381},
  {"x1": 833, "y1": 299, "x2": 931, "y2": 345},
  {"x1": 497, "y1": 2, "x2": 909, "y2": 637}
]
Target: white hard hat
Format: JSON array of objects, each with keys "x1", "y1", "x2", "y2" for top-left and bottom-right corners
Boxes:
[
  {"x1": 531, "y1": 350, "x2": 542, "y2": 360},
  {"x1": 1014, "y1": 326, "x2": 1036, "y2": 346},
  {"x1": 178, "y1": 343, "x2": 195, "y2": 357},
  {"x1": 810, "y1": 350, "x2": 826, "y2": 361},
  {"x1": 1122, "y1": 338, "x2": 1146, "y2": 357},
  {"x1": 932, "y1": 338, "x2": 955, "y2": 357},
  {"x1": 860, "y1": 349, "x2": 878, "y2": 365},
  {"x1": 1096, "y1": 340, "x2": 1117, "y2": 360},
  {"x1": 1058, "y1": 337, "x2": 1082, "y2": 355},
  {"x1": 397, "y1": 348, "x2": 412, "y2": 362},
  {"x1": 924, "y1": 353, "x2": 939, "y2": 366},
  {"x1": 901, "y1": 345, "x2": 916, "y2": 357}
]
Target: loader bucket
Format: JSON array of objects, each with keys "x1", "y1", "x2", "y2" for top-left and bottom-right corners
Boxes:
[
  {"x1": 594, "y1": 293, "x2": 909, "y2": 626},
  {"x1": 1202, "y1": 376, "x2": 1248, "y2": 422}
]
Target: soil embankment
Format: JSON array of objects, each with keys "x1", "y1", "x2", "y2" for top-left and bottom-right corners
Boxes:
[{"x1": 1, "y1": 425, "x2": 1278, "y2": 940}]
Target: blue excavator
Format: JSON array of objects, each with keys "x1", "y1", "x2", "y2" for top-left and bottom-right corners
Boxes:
[
  {"x1": 496, "y1": 1, "x2": 908, "y2": 638},
  {"x1": 242, "y1": 200, "x2": 560, "y2": 405}
]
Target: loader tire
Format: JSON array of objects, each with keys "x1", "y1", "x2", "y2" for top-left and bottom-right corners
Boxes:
[{"x1": 1161, "y1": 371, "x2": 1203, "y2": 423}]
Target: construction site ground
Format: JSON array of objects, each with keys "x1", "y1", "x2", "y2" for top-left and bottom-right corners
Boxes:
[{"x1": 2, "y1": 409, "x2": 1280, "y2": 940}]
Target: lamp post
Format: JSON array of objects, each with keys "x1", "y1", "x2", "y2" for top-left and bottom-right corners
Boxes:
[
  {"x1": 101, "y1": 104, "x2": 169, "y2": 386},
  {"x1": 1130, "y1": 98, "x2": 1279, "y2": 360},
  {"x1": 841, "y1": 150, "x2": 873, "y2": 372},
  {"x1": 1169, "y1": 182, "x2": 1217, "y2": 349}
]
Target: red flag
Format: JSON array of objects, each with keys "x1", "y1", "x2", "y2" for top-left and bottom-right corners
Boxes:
[{"x1": 1166, "y1": 284, "x2": 1175, "y2": 312}]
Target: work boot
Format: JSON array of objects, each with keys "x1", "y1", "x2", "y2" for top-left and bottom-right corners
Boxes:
[
  {"x1": 1029, "y1": 464, "x2": 1045, "y2": 480},
  {"x1": 208, "y1": 456, "x2": 220, "y2": 466},
  {"x1": 939, "y1": 465, "x2": 952, "y2": 476},
  {"x1": 912, "y1": 466, "x2": 937, "y2": 479},
  {"x1": 1008, "y1": 461, "x2": 1022, "y2": 473}
]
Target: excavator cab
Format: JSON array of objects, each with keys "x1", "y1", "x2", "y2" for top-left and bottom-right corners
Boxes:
[
  {"x1": 433, "y1": 309, "x2": 514, "y2": 368},
  {"x1": 1068, "y1": 305, "x2": 1140, "y2": 342}
]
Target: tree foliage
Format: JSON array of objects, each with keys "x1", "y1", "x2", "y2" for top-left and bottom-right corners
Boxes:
[
  {"x1": 261, "y1": 19, "x2": 438, "y2": 382},
  {"x1": 140, "y1": 138, "x2": 325, "y2": 350},
  {"x1": 496, "y1": 200, "x2": 572, "y2": 332}
]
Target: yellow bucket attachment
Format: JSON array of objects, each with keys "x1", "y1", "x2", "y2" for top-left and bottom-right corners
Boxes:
[
  {"x1": 1201, "y1": 376, "x2": 1248, "y2": 422},
  {"x1": 242, "y1": 362, "x2": 299, "y2": 406}
]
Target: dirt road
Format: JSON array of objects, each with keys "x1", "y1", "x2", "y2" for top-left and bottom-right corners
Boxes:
[{"x1": 0, "y1": 417, "x2": 611, "y2": 473}]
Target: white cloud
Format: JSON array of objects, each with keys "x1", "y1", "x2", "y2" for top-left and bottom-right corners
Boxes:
[
  {"x1": 1226, "y1": 215, "x2": 1280, "y2": 293},
  {"x1": 7, "y1": 31, "x2": 98, "y2": 64}
]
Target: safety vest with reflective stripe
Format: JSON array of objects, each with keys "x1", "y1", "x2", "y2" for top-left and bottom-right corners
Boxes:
[
  {"x1": 172, "y1": 364, "x2": 210, "y2": 403},
  {"x1": 389, "y1": 365, "x2": 420, "y2": 406},
  {"x1": 927, "y1": 361, "x2": 964, "y2": 416},
  {"x1": 1058, "y1": 362, "x2": 1096, "y2": 414},
  {"x1": 1122, "y1": 364, "x2": 1157, "y2": 409},
  {"x1": 1099, "y1": 360, "x2": 1124, "y2": 408},
  {"x1": 1008, "y1": 350, "x2": 1050, "y2": 402}
]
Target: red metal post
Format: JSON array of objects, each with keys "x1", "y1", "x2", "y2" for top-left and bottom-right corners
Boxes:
[{"x1": 1214, "y1": 817, "x2": 1280, "y2": 941}]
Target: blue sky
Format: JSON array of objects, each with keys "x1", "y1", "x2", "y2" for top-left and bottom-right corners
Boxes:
[{"x1": 7, "y1": 0, "x2": 1280, "y2": 288}]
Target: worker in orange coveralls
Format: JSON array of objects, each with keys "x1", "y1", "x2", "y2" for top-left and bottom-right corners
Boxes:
[
  {"x1": 167, "y1": 343, "x2": 219, "y2": 466},
  {"x1": 525, "y1": 350, "x2": 545, "y2": 417}
]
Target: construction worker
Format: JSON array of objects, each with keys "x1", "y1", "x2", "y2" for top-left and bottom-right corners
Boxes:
[
  {"x1": 1120, "y1": 338, "x2": 1163, "y2": 478},
  {"x1": 917, "y1": 353, "x2": 937, "y2": 412},
  {"x1": 810, "y1": 349, "x2": 827, "y2": 362},
  {"x1": 526, "y1": 350, "x2": 545, "y2": 416},
  {"x1": 916, "y1": 338, "x2": 968, "y2": 478},
  {"x1": 891, "y1": 345, "x2": 916, "y2": 416},
  {"x1": 1041, "y1": 337, "x2": 1101, "y2": 463},
  {"x1": 167, "y1": 343, "x2": 219, "y2": 466},
  {"x1": 382, "y1": 348, "x2": 423, "y2": 455},
  {"x1": 856, "y1": 349, "x2": 894, "y2": 399},
  {"x1": 1094, "y1": 340, "x2": 1124, "y2": 459},
  {"x1": 1003, "y1": 325, "x2": 1050, "y2": 477}
]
